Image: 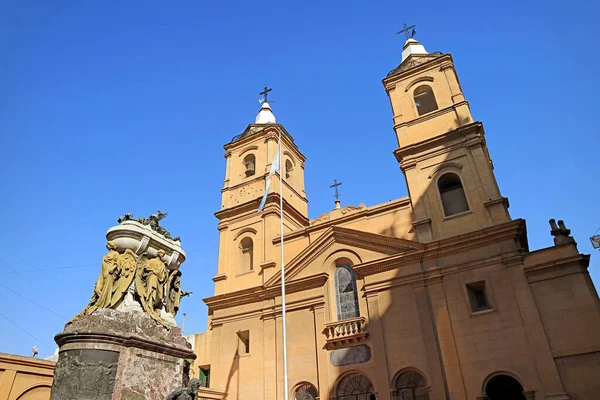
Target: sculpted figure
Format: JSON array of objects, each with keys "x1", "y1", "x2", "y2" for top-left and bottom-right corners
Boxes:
[
  {"x1": 117, "y1": 213, "x2": 134, "y2": 223},
  {"x1": 72, "y1": 241, "x2": 120, "y2": 320},
  {"x1": 164, "y1": 378, "x2": 201, "y2": 400},
  {"x1": 166, "y1": 270, "x2": 191, "y2": 316},
  {"x1": 135, "y1": 250, "x2": 169, "y2": 324},
  {"x1": 110, "y1": 248, "x2": 137, "y2": 308}
]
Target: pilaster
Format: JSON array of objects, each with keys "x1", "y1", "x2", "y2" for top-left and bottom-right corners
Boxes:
[
  {"x1": 413, "y1": 283, "x2": 449, "y2": 399},
  {"x1": 365, "y1": 293, "x2": 391, "y2": 400},
  {"x1": 426, "y1": 280, "x2": 468, "y2": 400}
]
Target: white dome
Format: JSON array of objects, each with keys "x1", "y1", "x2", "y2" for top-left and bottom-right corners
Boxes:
[
  {"x1": 255, "y1": 102, "x2": 276, "y2": 124},
  {"x1": 402, "y1": 38, "x2": 428, "y2": 62}
]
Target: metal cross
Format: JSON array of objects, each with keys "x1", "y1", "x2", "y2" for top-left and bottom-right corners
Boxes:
[
  {"x1": 330, "y1": 179, "x2": 343, "y2": 200},
  {"x1": 397, "y1": 23, "x2": 417, "y2": 40},
  {"x1": 260, "y1": 86, "x2": 272, "y2": 103}
]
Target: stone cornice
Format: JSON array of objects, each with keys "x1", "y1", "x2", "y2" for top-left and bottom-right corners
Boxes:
[
  {"x1": 354, "y1": 249, "x2": 424, "y2": 278},
  {"x1": 383, "y1": 53, "x2": 453, "y2": 89},
  {"x1": 0, "y1": 353, "x2": 55, "y2": 371},
  {"x1": 55, "y1": 332, "x2": 195, "y2": 359},
  {"x1": 203, "y1": 273, "x2": 329, "y2": 311},
  {"x1": 357, "y1": 220, "x2": 528, "y2": 292},
  {"x1": 393, "y1": 101, "x2": 470, "y2": 130},
  {"x1": 423, "y1": 219, "x2": 528, "y2": 260},
  {"x1": 524, "y1": 253, "x2": 590, "y2": 283},
  {"x1": 395, "y1": 122, "x2": 484, "y2": 164},
  {"x1": 224, "y1": 124, "x2": 296, "y2": 151},
  {"x1": 215, "y1": 192, "x2": 309, "y2": 228}
]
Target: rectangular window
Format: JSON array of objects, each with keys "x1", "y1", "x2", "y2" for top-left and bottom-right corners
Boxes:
[
  {"x1": 466, "y1": 281, "x2": 491, "y2": 312},
  {"x1": 237, "y1": 330, "x2": 250, "y2": 354},
  {"x1": 199, "y1": 366, "x2": 210, "y2": 388}
]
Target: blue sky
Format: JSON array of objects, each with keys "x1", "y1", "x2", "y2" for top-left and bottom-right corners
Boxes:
[{"x1": 0, "y1": 0, "x2": 598, "y2": 358}]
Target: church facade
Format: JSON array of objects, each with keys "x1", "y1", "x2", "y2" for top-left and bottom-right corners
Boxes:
[{"x1": 187, "y1": 37, "x2": 600, "y2": 400}]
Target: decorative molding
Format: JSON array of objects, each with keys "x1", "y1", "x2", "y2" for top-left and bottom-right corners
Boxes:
[
  {"x1": 484, "y1": 197, "x2": 509, "y2": 209},
  {"x1": 427, "y1": 162, "x2": 463, "y2": 179},
  {"x1": 411, "y1": 217, "x2": 431, "y2": 227},
  {"x1": 238, "y1": 145, "x2": 259, "y2": 157},
  {"x1": 265, "y1": 226, "x2": 423, "y2": 287},
  {"x1": 524, "y1": 254, "x2": 590, "y2": 283},
  {"x1": 552, "y1": 344, "x2": 600, "y2": 358},
  {"x1": 405, "y1": 76, "x2": 434, "y2": 92},
  {"x1": 259, "y1": 260, "x2": 277, "y2": 271},
  {"x1": 204, "y1": 273, "x2": 329, "y2": 311},
  {"x1": 233, "y1": 227, "x2": 258, "y2": 240},
  {"x1": 212, "y1": 273, "x2": 227, "y2": 282}
]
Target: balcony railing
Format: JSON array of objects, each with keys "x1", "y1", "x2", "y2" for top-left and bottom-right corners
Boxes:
[
  {"x1": 197, "y1": 387, "x2": 227, "y2": 400},
  {"x1": 322, "y1": 316, "x2": 368, "y2": 350}
]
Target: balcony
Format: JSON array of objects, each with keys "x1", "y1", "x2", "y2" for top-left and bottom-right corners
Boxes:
[{"x1": 322, "y1": 317, "x2": 368, "y2": 350}]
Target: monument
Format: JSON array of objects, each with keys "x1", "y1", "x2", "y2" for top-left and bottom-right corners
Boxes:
[{"x1": 50, "y1": 212, "x2": 196, "y2": 400}]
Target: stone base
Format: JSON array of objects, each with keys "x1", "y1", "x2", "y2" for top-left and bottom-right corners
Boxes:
[{"x1": 50, "y1": 309, "x2": 196, "y2": 400}]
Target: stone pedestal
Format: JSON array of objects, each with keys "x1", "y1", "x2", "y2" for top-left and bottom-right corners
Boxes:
[{"x1": 50, "y1": 309, "x2": 195, "y2": 400}]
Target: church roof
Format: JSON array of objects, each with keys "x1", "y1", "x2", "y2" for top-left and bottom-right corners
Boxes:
[
  {"x1": 386, "y1": 38, "x2": 444, "y2": 78},
  {"x1": 227, "y1": 123, "x2": 298, "y2": 150}
]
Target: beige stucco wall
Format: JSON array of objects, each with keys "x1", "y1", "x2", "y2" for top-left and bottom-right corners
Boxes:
[
  {"x1": 189, "y1": 41, "x2": 600, "y2": 400},
  {"x1": 0, "y1": 354, "x2": 54, "y2": 400}
]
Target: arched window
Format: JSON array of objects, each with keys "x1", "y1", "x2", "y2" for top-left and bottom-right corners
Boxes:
[
  {"x1": 413, "y1": 85, "x2": 438, "y2": 116},
  {"x1": 239, "y1": 237, "x2": 253, "y2": 273},
  {"x1": 335, "y1": 264, "x2": 360, "y2": 321},
  {"x1": 336, "y1": 373, "x2": 375, "y2": 400},
  {"x1": 394, "y1": 370, "x2": 429, "y2": 400},
  {"x1": 294, "y1": 383, "x2": 318, "y2": 400},
  {"x1": 485, "y1": 374, "x2": 525, "y2": 400},
  {"x1": 437, "y1": 173, "x2": 469, "y2": 216},
  {"x1": 243, "y1": 154, "x2": 256, "y2": 177},
  {"x1": 285, "y1": 159, "x2": 294, "y2": 181}
]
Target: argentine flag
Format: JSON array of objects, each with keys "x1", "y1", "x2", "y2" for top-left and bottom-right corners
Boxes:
[{"x1": 258, "y1": 145, "x2": 280, "y2": 212}]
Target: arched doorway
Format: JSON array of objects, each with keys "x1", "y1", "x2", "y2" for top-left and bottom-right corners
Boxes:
[
  {"x1": 336, "y1": 372, "x2": 375, "y2": 400},
  {"x1": 294, "y1": 383, "x2": 318, "y2": 400},
  {"x1": 394, "y1": 370, "x2": 429, "y2": 400},
  {"x1": 486, "y1": 374, "x2": 525, "y2": 400}
]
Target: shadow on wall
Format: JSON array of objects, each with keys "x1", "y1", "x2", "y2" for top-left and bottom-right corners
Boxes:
[
  {"x1": 224, "y1": 348, "x2": 240, "y2": 398},
  {"x1": 323, "y1": 114, "x2": 535, "y2": 400}
]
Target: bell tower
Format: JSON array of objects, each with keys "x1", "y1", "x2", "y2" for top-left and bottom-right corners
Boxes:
[
  {"x1": 382, "y1": 36, "x2": 510, "y2": 242},
  {"x1": 213, "y1": 100, "x2": 309, "y2": 295}
]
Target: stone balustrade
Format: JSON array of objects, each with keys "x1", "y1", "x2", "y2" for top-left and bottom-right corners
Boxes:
[{"x1": 322, "y1": 316, "x2": 368, "y2": 350}]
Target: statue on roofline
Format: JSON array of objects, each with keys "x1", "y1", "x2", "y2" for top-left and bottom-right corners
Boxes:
[{"x1": 118, "y1": 210, "x2": 180, "y2": 242}]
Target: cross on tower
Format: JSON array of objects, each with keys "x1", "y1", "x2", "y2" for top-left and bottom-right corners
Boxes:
[
  {"x1": 260, "y1": 86, "x2": 272, "y2": 103},
  {"x1": 397, "y1": 23, "x2": 417, "y2": 40},
  {"x1": 330, "y1": 179, "x2": 343, "y2": 201}
]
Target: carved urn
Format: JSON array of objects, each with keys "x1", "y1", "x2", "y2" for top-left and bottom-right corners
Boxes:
[{"x1": 106, "y1": 220, "x2": 186, "y2": 270}]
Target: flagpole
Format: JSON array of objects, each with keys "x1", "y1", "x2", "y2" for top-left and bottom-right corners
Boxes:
[{"x1": 278, "y1": 128, "x2": 290, "y2": 400}]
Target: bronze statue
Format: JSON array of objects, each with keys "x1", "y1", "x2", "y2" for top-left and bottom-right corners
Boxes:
[
  {"x1": 164, "y1": 378, "x2": 201, "y2": 400},
  {"x1": 136, "y1": 250, "x2": 169, "y2": 324},
  {"x1": 166, "y1": 270, "x2": 191, "y2": 316},
  {"x1": 117, "y1": 213, "x2": 134, "y2": 223},
  {"x1": 110, "y1": 248, "x2": 137, "y2": 308},
  {"x1": 72, "y1": 241, "x2": 121, "y2": 320},
  {"x1": 128, "y1": 210, "x2": 179, "y2": 241}
]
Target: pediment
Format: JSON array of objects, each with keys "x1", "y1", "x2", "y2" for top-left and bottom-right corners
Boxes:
[
  {"x1": 264, "y1": 226, "x2": 423, "y2": 288},
  {"x1": 386, "y1": 52, "x2": 444, "y2": 78}
]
